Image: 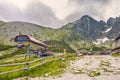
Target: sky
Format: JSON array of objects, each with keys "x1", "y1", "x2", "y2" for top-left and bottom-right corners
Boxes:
[{"x1": 0, "y1": 0, "x2": 120, "y2": 28}]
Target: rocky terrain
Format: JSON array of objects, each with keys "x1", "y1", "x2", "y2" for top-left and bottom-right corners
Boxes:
[{"x1": 29, "y1": 55, "x2": 120, "y2": 80}]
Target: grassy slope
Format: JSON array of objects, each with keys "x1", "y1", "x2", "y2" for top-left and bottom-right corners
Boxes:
[
  {"x1": 0, "y1": 21, "x2": 92, "y2": 52},
  {"x1": 0, "y1": 43, "x2": 13, "y2": 51},
  {"x1": 112, "y1": 53, "x2": 120, "y2": 57},
  {"x1": 0, "y1": 55, "x2": 78, "y2": 80},
  {"x1": 44, "y1": 40, "x2": 75, "y2": 53}
]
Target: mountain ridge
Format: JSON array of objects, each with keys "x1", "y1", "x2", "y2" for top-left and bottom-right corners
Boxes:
[{"x1": 0, "y1": 15, "x2": 120, "y2": 51}]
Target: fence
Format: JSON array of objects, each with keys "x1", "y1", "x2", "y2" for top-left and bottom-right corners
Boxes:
[{"x1": 0, "y1": 56, "x2": 61, "y2": 76}]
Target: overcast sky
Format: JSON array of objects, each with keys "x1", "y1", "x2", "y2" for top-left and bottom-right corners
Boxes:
[{"x1": 0, "y1": 0, "x2": 120, "y2": 28}]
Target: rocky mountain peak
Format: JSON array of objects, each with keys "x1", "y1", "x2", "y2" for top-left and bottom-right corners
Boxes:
[
  {"x1": 81, "y1": 15, "x2": 92, "y2": 19},
  {"x1": 107, "y1": 17, "x2": 116, "y2": 26},
  {"x1": 99, "y1": 20, "x2": 106, "y2": 26}
]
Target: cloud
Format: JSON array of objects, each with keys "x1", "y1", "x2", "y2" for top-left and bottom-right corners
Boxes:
[
  {"x1": 0, "y1": 0, "x2": 120, "y2": 28},
  {"x1": 39, "y1": 0, "x2": 76, "y2": 20},
  {"x1": 0, "y1": 2, "x2": 23, "y2": 21},
  {"x1": 23, "y1": 1, "x2": 63, "y2": 28},
  {"x1": 0, "y1": 0, "x2": 64, "y2": 28},
  {"x1": 72, "y1": 0, "x2": 110, "y2": 4},
  {"x1": 66, "y1": 0, "x2": 120, "y2": 22}
]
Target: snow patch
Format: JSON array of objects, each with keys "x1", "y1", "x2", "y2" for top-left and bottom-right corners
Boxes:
[
  {"x1": 102, "y1": 37, "x2": 109, "y2": 43},
  {"x1": 93, "y1": 37, "x2": 109, "y2": 44},
  {"x1": 93, "y1": 40, "x2": 100, "y2": 45},
  {"x1": 105, "y1": 27, "x2": 112, "y2": 33}
]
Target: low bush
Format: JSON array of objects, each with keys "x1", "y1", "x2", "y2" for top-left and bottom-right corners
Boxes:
[{"x1": 88, "y1": 71, "x2": 101, "y2": 77}]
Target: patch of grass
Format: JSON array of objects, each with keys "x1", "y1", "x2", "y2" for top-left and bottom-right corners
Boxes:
[
  {"x1": 0, "y1": 55, "x2": 77, "y2": 80},
  {"x1": 49, "y1": 68, "x2": 65, "y2": 76},
  {"x1": 24, "y1": 58, "x2": 66, "y2": 77},
  {"x1": 99, "y1": 61, "x2": 111, "y2": 67},
  {"x1": 102, "y1": 68, "x2": 113, "y2": 72},
  {"x1": 0, "y1": 70, "x2": 27, "y2": 80},
  {"x1": 0, "y1": 47, "x2": 37, "y2": 64},
  {"x1": 0, "y1": 54, "x2": 37, "y2": 64},
  {"x1": 0, "y1": 48, "x2": 26, "y2": 60},
  {"x1": 112, "y1": 53, "x2": 120, "y2": 57},
  {"x1": 29, "y1": 56, "x2": 76, "y2": 77},
  {"x1": 0, "y1": 56, "x2": 54, "y2": 73},
  {"x1": 43, "y1": 40, "x2": 75, "y2": 53},
  {"x1": 72, "y1": 69, "x2": 84, "y2": 74},
  {"x1": 0, "y1": 65, "x2": 24, "y2": 73},
  {"x1": 0, "y1": 22, "x2": 6, "y2": 27},
  {"x1": 0, "y1": 43, "x2": 14, "y2": 51},
  {"x1": 88, "y1": 71, "x2": 101, "y2": 77},
  {"x1": 63, "y1": 55, "x2": 77, "y2": 61},
  {"x1": 92, "y1": 46, "x2": 106, "y2": 51}
]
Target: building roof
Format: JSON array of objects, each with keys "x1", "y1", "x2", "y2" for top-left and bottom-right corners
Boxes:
[
  {"x1": 112, "y1": 46, "x2": 120, "y2": 51},
  {"x1": 14, "y1": 35, "x2": 48, "y2": 48},
  {"x1": 115, "y1": 36, "x2": 120, "y2": 41},
  {"x1": 29, "y1": 37, "x2": 48, "y2": 48}
]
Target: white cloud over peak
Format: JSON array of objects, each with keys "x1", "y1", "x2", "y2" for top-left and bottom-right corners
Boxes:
[
  {"x1": 0, "y1": 0, "x2": 120, "y2": 28},
  {"x1": 39, "y1": 0, "x2": 76, "y2": 20}
]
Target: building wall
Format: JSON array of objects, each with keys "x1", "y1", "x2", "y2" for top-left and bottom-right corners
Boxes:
[
  {"x1": 112, "y1": 39, "x2": 120, "y2": 48},
  {"x1": 116, "y1": 40, "x2": 120, "y2": 47}
]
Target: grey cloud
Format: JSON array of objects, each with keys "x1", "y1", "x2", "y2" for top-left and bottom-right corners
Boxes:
[
  {"x1": 69, "y1": 0, "x2": 110, "y2": 5},
  {"x1": 0, "y1": 1, "x2": 64, "y2": 28},
  {"x1": 23, "y1": 1, "x2": 63, "y2": 28},
  {"x1": 0, "y1": 2, "x2": 23, "y2": 21},
  {"x1": 66, "y1": 0, "x2": 111, "y2": 22},
  {"x1": 0, "y1": 0, "x2": 120, "y2": 28}
]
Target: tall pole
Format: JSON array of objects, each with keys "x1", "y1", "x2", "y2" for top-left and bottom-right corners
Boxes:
[{"x1": 24, "y1": 41, "x2": 31, "y2": 60}]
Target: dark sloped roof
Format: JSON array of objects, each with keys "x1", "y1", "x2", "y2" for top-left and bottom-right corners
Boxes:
[
  {"x1": 29, "y1": 37, "x2": 48, "y2": 48},
  {"x1": 115, "y1": 36, "x2": 120, "y2": 41},
  {"x1": 112, "y1": 46, "x2": 120, "y2": 51},
  {"x1": 14, "y1": 35, "x2": 48, "y2": 48}
]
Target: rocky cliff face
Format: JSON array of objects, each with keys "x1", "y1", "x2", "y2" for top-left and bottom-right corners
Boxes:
[
  {"x1": 69, "y1": 15, "x2": 106, "y2": 40},
  {"x1": 106, "y1": 17, "x2": 120, "y2": 39},
  {"x1": 61, "y1": 15, "x2": 120, "y2": 44}
]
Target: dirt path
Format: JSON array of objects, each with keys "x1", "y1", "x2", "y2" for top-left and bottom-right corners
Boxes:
[{"x1": 25, "y1": 55, "x2": 120, "y2": 80}]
